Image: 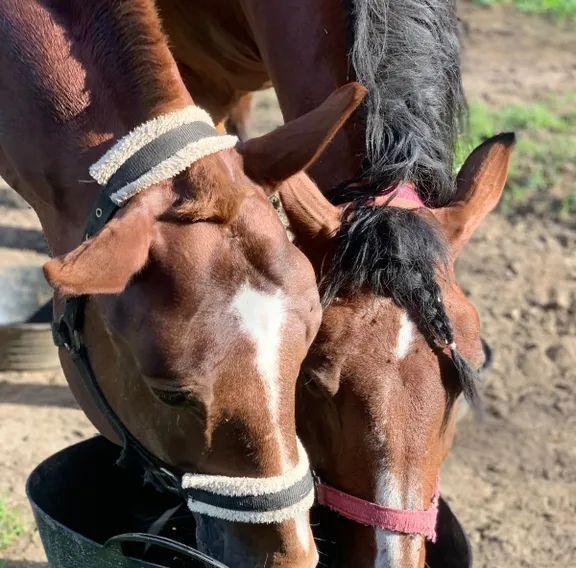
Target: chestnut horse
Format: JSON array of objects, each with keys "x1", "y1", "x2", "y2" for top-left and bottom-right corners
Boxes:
[
  {"x1": 0, "y1": 2, "x2": 366, "y2": 566},
  {"x1": 155, "y1": 1, "x2": 512, "y2": 566}
]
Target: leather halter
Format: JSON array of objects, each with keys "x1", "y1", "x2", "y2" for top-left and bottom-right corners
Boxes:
[{"x1": 51, "y1": 111, "x2": 314, "y2": 537}]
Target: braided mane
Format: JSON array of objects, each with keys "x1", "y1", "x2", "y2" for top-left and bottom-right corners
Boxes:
[
  {"x1": 322, "y1": 204, "x2": 481, "y2": 410},
  {"x1": 329, "y1": 1, "x2": 479, "y2": 408}
]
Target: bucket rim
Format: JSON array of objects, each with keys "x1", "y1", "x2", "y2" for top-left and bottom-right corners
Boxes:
[{"x1": 25, "y1": 436, "x2": 169, "y2": 568}]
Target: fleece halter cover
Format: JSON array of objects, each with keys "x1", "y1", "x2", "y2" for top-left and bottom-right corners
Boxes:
[
  {"x1": 53, "y1": 106, "x2": 314, "y2": 525},
  {"x1": 89, "y1": 106, "x2": 237, "y2": 204}
]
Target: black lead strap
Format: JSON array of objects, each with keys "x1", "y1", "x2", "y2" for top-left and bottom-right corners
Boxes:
[{"x1": 52, "y1": 202, "x2": 183, "y2": 497}]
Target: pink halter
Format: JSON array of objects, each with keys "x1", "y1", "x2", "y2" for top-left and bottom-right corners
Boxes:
[
  {"x1": 316, "y1": 478, "x2": 440, "y2": 542},
  {"x1": 338, "y1": 180, "x2": 426, "y2": 212},
  {"x1": 390, "y1": 181, "x2": 425, "y2": 206},
  {"x1": 370, "y1": 180, "x2": 425, "y2": 208}
]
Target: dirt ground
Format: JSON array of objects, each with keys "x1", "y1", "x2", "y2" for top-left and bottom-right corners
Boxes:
[{"x1": 1, "y1": 3, "x2": 575, "y2": 567}]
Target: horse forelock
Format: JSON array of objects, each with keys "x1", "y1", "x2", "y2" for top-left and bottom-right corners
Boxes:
[
  {"x1": 344, "y1": 0, "x2": 467, "y2": 206},
  {"x1": 321, "y1": 204, "x2": 481, "y2": 410},
  {"x1": 171, "y1": 152, "x2": 251, "y2": 224},
  {"x1": 321, "y1": 205, "x2": 448, "y2": 311}
]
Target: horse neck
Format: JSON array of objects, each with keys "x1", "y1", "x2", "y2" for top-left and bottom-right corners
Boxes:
[
  {"x1": 0, "y1": 0, "x2": 193, "y2": 255},
  {"x1": 242, "y1": 0, "x2": 364, "y2": 193}
]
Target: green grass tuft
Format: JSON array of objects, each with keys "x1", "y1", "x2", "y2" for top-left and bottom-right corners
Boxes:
[
  {"x1": 457, "y1": 95, "x2": 576, "y2": 218},
  {"x1": 470, "y1": 0, "x2": 576, "y2": 20},
  {"x1": 0, "y1": 498, "x2": 25, "y2": 552}
]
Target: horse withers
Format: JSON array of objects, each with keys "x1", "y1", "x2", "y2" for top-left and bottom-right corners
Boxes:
[{"x1": 0, "y1": 1, "x2": 363, "y2": 565}]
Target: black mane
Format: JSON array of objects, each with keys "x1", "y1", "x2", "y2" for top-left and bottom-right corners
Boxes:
[
  {"x1": 344, "y1": 0, "x2": 466, "y2": 206},
  {"x1": 325, "y1": 1, "x2": 479, "y2": 409},
  {"x1": 322, "y1": 205, "x2": 481, "y2": 411}
]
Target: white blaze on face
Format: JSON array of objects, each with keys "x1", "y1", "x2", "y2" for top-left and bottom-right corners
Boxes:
[
  {"x1": 294, "y1": 512, "x2": 312, "y2": 555},
  {"x1": 375, "y1": 471, "x2": 423, "y2": 567},
  {"x1": 396, "y1": 312, "x2": 414, "y2": 360},
  {"x1": 375, "y1": 471, "x2": 402, "y2": 567},
  {"x1": 230, "y1": 283, "x2": 289, "y2": 469}
]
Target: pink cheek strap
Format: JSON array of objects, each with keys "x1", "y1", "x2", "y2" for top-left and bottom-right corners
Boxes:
[{"x1": 316, "y1": 478, "x2": 440, "y2": 542}]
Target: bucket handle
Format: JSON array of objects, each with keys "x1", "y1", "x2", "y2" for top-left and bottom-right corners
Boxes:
[{"x1": 104, "y1": 532, "x2": 229, "y2": 568}]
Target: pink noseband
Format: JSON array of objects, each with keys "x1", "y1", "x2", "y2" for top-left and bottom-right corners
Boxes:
[
  {"x1": 316, "y1": 478, "x2": 440, "y2": 542},
  {"x1": 369, "y1": 180, "x2": 425, "y2": 208}
]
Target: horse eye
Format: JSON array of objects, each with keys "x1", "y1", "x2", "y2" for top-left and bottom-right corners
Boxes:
[
  {"x1": 151, "y1": 389, "x2": 207, "y2": 424},
  {"x1": 152, "y1": 388, "x2": 191, "y2": 407}
]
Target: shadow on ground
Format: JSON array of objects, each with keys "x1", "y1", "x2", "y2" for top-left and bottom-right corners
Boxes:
[
  {"x1": 0, "y1": 382, "x2": 77, "y2": 409},
  {"x1": 0, "y1": 227, "x2": 48, "y2": 254},
  {"x1": 0, "y1": 189, "x2": 28, "y2": 209}
]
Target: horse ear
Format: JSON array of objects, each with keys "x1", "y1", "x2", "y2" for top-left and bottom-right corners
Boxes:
[
  {"x1": 43, "y1": 205, "x2": 155, "y2": 297},
  {"x1": 276, "y1": 172, "x2": 341, "y2": 266},
  {"x1": 435, "y1": 133, "x2": 515, "y2": 255},
  {"x1": 238, "y1": 82, "x2": 367, "y2": 187}
]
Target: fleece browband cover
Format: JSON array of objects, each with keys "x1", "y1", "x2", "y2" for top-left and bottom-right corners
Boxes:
[
  {"x1": 89, "y1": 106, "x2": 238, "y2": 205},
  {"x1": 182, "y1": 441, "x2": 315, "y2": 524}
]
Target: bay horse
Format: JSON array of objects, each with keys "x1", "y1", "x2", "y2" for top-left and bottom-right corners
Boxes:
[
  {"x1": 154, "y1": 0, "x2": 512, "y2": 566},
  {"x1": 272, "y1": 134, "x2": 514, "y2": 567},
  {"x1": 0, "y1": 1, "x2": 366, "y2": 565},
  {"x1": 239, "y1": 2, "x2": 513, "y2": 566}
]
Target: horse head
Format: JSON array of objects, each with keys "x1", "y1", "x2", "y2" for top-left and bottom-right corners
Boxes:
[
  {"x1": 42, "y1": 85, "x2": 365, "y2": 567},
  {"x1": 248, "y1": 131, "x2": 514, "y2": 567}
]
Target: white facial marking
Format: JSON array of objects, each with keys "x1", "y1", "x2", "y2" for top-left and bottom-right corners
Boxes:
[
  {"x1": 295, "y1": 513, "x2": 311, "y2": 554},
  {"x1": 408, "y1": 534, "x2": 424, "y2": 567},
  {"x1": 375, "y1": 471, "x2": 423, "y2": 567},
  {"x1": 375, "y1": 472, "x2": 402, "y2": 567},
  {"x1": 396, "y1": 312, "x2": 414, "y2": 360},
  {"x1": 231, "y1": 283, "x2": 289, "y2": 469}
]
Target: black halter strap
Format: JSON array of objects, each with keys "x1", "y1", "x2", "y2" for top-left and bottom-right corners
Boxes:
[
  {"x1": 52, "y1": 123, "x2": 216, "y2": 495},
  {"x1": 51, "y1": 121, "x2": 314, "y2": 537}
]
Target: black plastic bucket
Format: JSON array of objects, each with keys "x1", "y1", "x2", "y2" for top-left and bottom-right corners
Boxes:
[
  {"x1": 26, "y1": 436, "x2": 221, "y2": 567},
  {"x1": 27, "y1": 436, "x2": 471, "y2": 567}
]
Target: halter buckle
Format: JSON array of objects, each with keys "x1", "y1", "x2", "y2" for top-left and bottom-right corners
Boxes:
[{"x1": 51, "y1": 304, "x2": 83, "y2": 354}]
